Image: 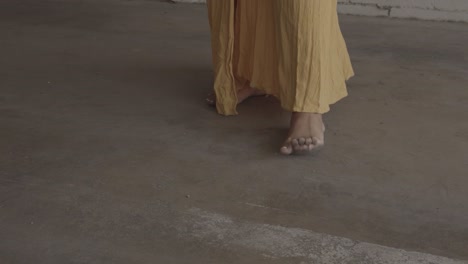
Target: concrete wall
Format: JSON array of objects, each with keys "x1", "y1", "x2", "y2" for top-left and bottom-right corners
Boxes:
[
  {"x1": 172, "y1": 0, "x2": 468, "y2": 22},
  {"x1": 338, "y1": 0, "x2": 468, "y2": 22}
]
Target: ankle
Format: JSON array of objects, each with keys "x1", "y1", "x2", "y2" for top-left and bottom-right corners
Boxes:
[{"x1": 291, "y1": 112, "x2": 322, "y2": 122}]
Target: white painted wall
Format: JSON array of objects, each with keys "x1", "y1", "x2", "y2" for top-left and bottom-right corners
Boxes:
[{"x1": 172, "y1": 0, "x2": 468, "y2": 22}]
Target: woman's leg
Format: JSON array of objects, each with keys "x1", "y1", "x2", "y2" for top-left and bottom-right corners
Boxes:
[
  {"x1": 273, "y1": 0, "x2": 353, "y2": 154},
  {"x1": 205, "y1": 0, "x2": 265, "y2": 107}
]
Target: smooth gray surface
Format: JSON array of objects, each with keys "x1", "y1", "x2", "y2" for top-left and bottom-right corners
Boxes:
[{"x1": 0, "y1": 0, "x2": 467, "y2": 263}]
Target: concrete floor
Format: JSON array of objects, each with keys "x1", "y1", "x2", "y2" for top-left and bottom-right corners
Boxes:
[{"x1": 1, "y1": 0, "x2": 467, "y2": 263}]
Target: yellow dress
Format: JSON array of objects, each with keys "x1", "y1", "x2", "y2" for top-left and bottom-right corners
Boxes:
[{"x1": 207, "y1": 0, "x2": 354, "y2": 116}]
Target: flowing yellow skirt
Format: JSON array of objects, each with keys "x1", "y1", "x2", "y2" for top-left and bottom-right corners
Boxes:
[{"x1": 207, "y1": 0, "x2": 354, "y2": 115}]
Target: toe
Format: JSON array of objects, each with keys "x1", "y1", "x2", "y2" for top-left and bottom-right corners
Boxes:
[
  {"x1": 293, "y1": 144, "x2": 304, "y2": 153},
  {"x1": 299, "y1": 138, "x2": 306, "y2": 145},
  {"x1": 312, "y1": 137, "x2": 324, "y2": 147},
  {"x1": 280, "y1": 145, "x2": 293, "y2": 155},
  {"x1": 280, "y1": 138, "x2": 293, "y2": 155},
  {"x1": 292, "y1": 138, "x2": 300, "y2": 147},
  {"x1": 306, "y1": 138, "x2": 313, "y2": 145},
  {"x1": 205, "y1": 94, "x2": 216, "y2": 106},
  {"x1": 280, "y1": 139, "x2": 293, "y2": 155}
]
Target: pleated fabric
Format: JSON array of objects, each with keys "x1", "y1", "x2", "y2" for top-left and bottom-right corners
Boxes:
[{"x1": 207, "y1": 0, "x2": 354, "y2": 115}]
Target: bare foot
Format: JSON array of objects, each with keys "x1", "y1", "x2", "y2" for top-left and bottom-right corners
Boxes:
[
  {"x1": 280, "y1": 113, "x2": 325, "y2": 155},
  {"x1": 205, "y1": 80, "x2": 265, "y2": 106}
]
